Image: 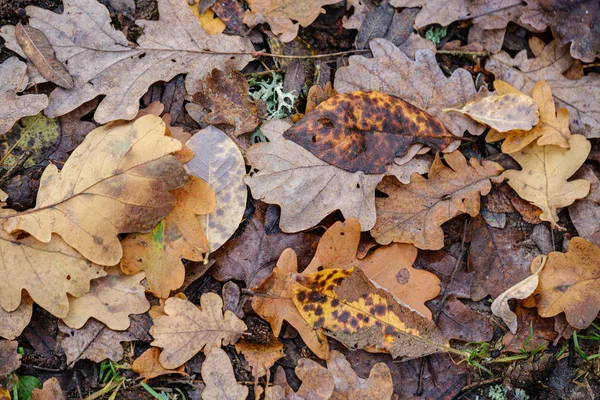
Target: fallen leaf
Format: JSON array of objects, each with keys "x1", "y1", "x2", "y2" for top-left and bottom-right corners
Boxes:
[
  {"x1": 569, "y1": 165, "x2": 600, "y2": 247},
  {"x1": 284, "y1": 91, "x2": 456, "y2": 174},
  {"x1": 492, "y1": 255, "x2": 547, "y2": 334},
  {"x1": 132, "y1": 348, "x2": 187, "y2": 382},
  {"x1": 303, "y1": 219, "x2": 441, "y2": 319},
  {"x1": 0, "y1": 57, "x2": 48, "y2": 136},
  {"x1": 268, "y1": 360, "x2": 334, "y2": 400},
  {"x1": 52, "y1": 100, "x2": 98, "y2": 165},
  {"x1": 235, "y1": 336, "x2": 284, "y2": 379},
  {"x1": 189, "y1": 2, "x2": 226, "y2": 35},
  {"x1": 305, "y1": 82, "x2": 338, "y2": 114},
  {"x1": 150, "y1": 293, "x2": 247, "y2": 369},
  {"x1": 193, "y1": 69, "x2": 265, "y2": 136},
  {"x1": 430, "y1": 296, "x2": 494, "y2": 342},
  {"x1": 335, "y1": 39, "x2": 485, "y2": 140},
  {"x1": 343, "y1": 0, "x2": 371, "y2": 30},
  {"x1": 0, "y1": 340, "x2": 21, "y2": 380},
  {"x1": 14, "y1": 23, "x2": 73, "y2": 89},
  {"x1": 202, "y1": 347, "x2": 248, "y2": 400},
  {"x1": 372, "y1": 151, "x2": 503, "y2": 249},
  {"x1": 61, "y1": 266, "x2": 150, "y2": 331},
  {"x1": 0, "y1": 297, "x2": 33, "y2": 340},
  {"x1": 120, "y1": 176, "x2": 215, "y2": 298},
  {"x1": 529, "y1": 237, "x2": 600, "y2": 329},
  {"x1": 327, "y1": 350, "x2": 393, "y2": 400},
  {"x1": 2, "y1": 114, "x2": 188, "y2": 266},
  {"x1": 386, "y1": 155, "x2": 433, "y2": 184},
  {"x1": 445, "y1": 93, "x2": 539, "y2": 132},
  {"x1": 1, "y1": 0, "x2": 253, "y2": 123},
  {"x1": 243, "y1": 0, "x2": 342, "y2": 43},
  {"x1": 504, "y1": 134, "x2": 591, "y2": 228},
  {"x1": 186, "y1": 125, "x2": 247, "y2": 252},
  {"x1": 501, "y1": 304, "x2": 557, "y2": 354},
  {"x1": 31, "y1": 378, "x2": 65, "y2": 400},
  {"x1": 390, "y1": 0, "x2": 466, "y2": 28},
  {"x1": 251, "y1": 248, "x2": 330, "y2": 359},
  {"x1": 291, "y1": 268, "x2": 449, "y2": 360},
  {"x1": 245, "y1": 119, "x2": 383, "y2": 232}
]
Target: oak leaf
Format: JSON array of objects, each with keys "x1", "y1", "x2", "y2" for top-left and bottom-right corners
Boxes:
[
  {"x1": 504, "y1": 134, "x2": 591, "y2": 227},
  {"x1": 0, "y1": 297, "x2": 33, "y2": 340},
  {"x1": 568, "y1": 165, "x2": 600, "y2": 247},
  {"x1": 132, "y1": 348, "x2": 187, "y2": 382},
  {"x1": 529, "y1": 238, "x2": 600, "y2": 329},
  {"x1": 303, "y1": 219, "x2": 441, "y2": 319},
  {"x1": 1, "y1": 0, "x2": 253, "y2": 123},
  {"x1": 267, "y1": 360, "x2": 334, "y2": 400},
  {"x1": 202, "y1": 348, "x2": 248, "y2": 400},
  {"x1": 291, "y1": 268, "x2": 449, "y2": 360},
  {"x1": 243, "y1": 0, "x2": 342, "y2": 43},
  {"x1": 245, "y1": 119, "x2": 383, "y2": 232},
  {"x1": 31, "y1": 378, "x2": 65, "y2": 400},
  {"x1": 251, "y1": 248, "x2": 330, "y2": 359},
  {"x1": 234, "y1": 337, "x2": 284, "y2": 379},
  {"x1": 61, "y1": 266, "x2": 150, "y2": 331},
  {"x1": 284, "y1": 91, "x2": 456, "y2": 174},
  {"x1": 0, "y1": 57, "x2": 48, "y2": 136},
  {"x1": 432, "y1": 296, "x2": 494, "y2": 342},
  {"x1": 186, "y1": 126, "x2": 247, "y2": 252},
  {"x1": 150, "y1": 293, "x2": 247, "y2": 369},
  {"x1": 501, "y1": 304, "x2": 557, "y2": 354},
  {"x1": 120, "y1": 176, "x2": 215, "y2": 298},
  {"x1": 2, "y1": 114, "x2": 188, "y2": 266},
  {"x1": 0, "y1": 340, "x2": 21, "y2": 380},
  {"x1": 372, "y1": 151, "x2": 504, "y2": 250}
]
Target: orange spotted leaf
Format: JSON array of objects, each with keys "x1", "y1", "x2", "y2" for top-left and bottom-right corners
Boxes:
[{"x1": 283, "y1": 91, "x2": 457, "y2": 174}]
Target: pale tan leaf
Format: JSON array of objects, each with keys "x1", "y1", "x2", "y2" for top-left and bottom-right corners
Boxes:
[
  {"x1": 132, "y1": 348, "x2": 187, "y2": 382},
  {"x1": 269, "y1": 361, "x2": 334, "y2": 400},
  {"x1": 327, "y1": 350, "x2": 393, "y2": 400},
  {"x1": 31, "y1": 378, "x2": 65, "y2": 400},
  {"x1": 0, "y1": 340, "x2": 21, "y2": 380},
  {"x1": 2, "y1": 114, "x2": 188, "y2": 266},
  {"x1": 386, "y1": 155, "x2": 433, "y2": 184},
  {"x1": 0, "y1": 296, "x2": 33, "y2": 340},
  {"x1": 201, "y1": 347, "x2": 248, "y2": 400}
]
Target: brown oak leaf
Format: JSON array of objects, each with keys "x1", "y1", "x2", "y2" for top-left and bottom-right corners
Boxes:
[
  {"x1": 234, "y1": 336, "x2": 284, "y2": 379},
  {"x1": 0, "y1": 296, "x2": 33, "y2": 340},
  {"x1": 0, "y1": 340, "x2": 21, "y2": 380},
  {"x1": 31, "y1": 378, "x2": 65, "y2": 400},
  {"x1": 202, "y1": 347, "x2": 248, "y2": 400},
  {"x1": 132, "y1": 348, "x2": 187, "y2": 382}
]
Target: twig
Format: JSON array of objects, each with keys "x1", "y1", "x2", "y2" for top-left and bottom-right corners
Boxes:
[
  {"x1": 457, "y1": 377, "x2": 503, "y2": 394},
  {"x1": 436, "y1": 50, "x2": 490, "y2": 57},
  {"x1": 583, "y1": 63, "x2": 600, "y2": 69},
  {"x1": 241, "y1": 288, "x2": 288, "y2": 300},
  {"x1": 0, "y1": 150, "x2": 31, "y2": 186},
  {"x1": 245, "y1": 69, "x2": 283, "y2": 77},
  {"x1": 22, "y1": 364, "x2": 64, "y2": 372},
  {"x1": 74, "y1": 369, "x2": 83, "y2": 400}
]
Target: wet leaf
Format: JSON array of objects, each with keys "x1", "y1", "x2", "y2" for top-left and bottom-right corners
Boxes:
[
  {"x1": 132, "y1": 348, "x2": 187, "y2": 382},
  {"x1": 234, "y1": 336, "x2": 284, "y2": 379},
  {"x1": 31, "y1": 378, "x2": 65, "y2": 400},
  {"x1": 0, "y1": 297, "x2": 32, "y2": 340},
  {"x1": 0, "y1": 340, "x2": 21, "y2": 380},
  {"x1": 284, "y1": 91, "x2": 456, "y2": 174},
  {"x1": 202, "y1": 347, "x2": 248, "y2": 400}
]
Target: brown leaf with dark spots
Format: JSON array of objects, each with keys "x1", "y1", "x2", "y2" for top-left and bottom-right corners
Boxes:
[
  {"x1": 194, "y1": 69, "x2": 265, "y2": 136},
  {"x1": 15, "y1": 23, "x2": 73, "y2": 89},
  {"x1": 0, "y1": 340, "x2": 21, "y2": 380},
  {"x1": 284, "y1": 91, "x2": 456, "y2": 174}
]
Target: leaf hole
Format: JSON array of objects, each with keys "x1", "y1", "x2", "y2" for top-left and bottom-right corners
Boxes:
[
  {"x1": 311, "y1": 135, "x2": 317, "y2": 143},
  {"x1": 356, "y1": 183, "x2": 361, "y2": 189},
  {"x1": 66, "y1": 275, "x2": 71, "y2": 280},
  {"x1": 138, "y1": 53, "x2": 146, "y2": 59}
]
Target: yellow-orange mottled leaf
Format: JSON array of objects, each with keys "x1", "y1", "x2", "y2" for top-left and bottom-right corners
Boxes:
[
  {"x1": 120, "y1": 176, "x2": 215, "y2": 298},
  {"x1": 132, "y1": 348, "x2": 187, "y2": 382},
  {"x1": 235, "y1": 337, "x2": 284, "y2": 379},
  {"x1": 291, "y1": 268, "x2": 448, "y2": 360}
]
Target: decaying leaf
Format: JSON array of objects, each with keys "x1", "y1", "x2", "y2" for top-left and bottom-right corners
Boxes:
[
  {"x1": 31, "y1": 378, "x2": 65, "y2": 400},
  {"x1": 120, "y1": 177, "x2": 215, "y2": 298},
  {"x1": 335, "y1": 39, "x2": 485, "y2": 141},
  {"x1": 244, "y1": 0, "x2": 342, "y2": 43},
  {"x1": 201, "y1": 347, "x2": 248, "y2": 400},
  {"x1": 284, "y1": 91, "x2": 456, "y2": 174},
  {"x1": 193, "y1": 69, "x2": 265, "y2": 136},
  {"x1": 61, "y1": 266, "x2": 149, "y2": 331},
  {"x1": 432, "y1": 296, "x2": 494, "y2": 342},
  {"x1": 529, "y1": 238, "x2": 600, "y2": 329},
  {"x1": 2, "y1": 114, "x2": 188, "y2": 266},
  {"x1": 1, "y1": 0, "x2": 253, "y2": 123},
  {"x1": 491, "y1": 256, "x2": 547, "y2": 334},
  {"x1": 268, "y1": 360, "x2": 334, "y2": 400},
  {"x1": 235, "y1": 337, "x2": 284, "y2": 379},
  {"x1": 445, "y1": 93, "x2": 539, "y2": 132},
  {"x1": 0, "y1": 297, "x2": 33, "y2": 340},
  {"x1": 14, "y1": 23, "x2": 73, "y2": 89},
  {"x1": 186, "y1": 126, "x2": 247, "y2": 252},
  {"x1": 0, "y1": 340, "x2": 21, "y2": 380},
  {"x1": 0, "y1": 57, "x2": 48, "y2": 136},
  {"x1": 245, "y1": 119, "x2": 383, "y2": 233},
  {"x1": 251, "y1": 248, "x2": 330, "y2": 359},
  {"x1": 372, "y1": 151, "x2": 504, "y2": 249},
  {"x1": 504, "y1": 134, "x2": 591, "y2": 227},
  {"x1": 150, "y1": 293, "x2": 247, "y2": 369},
  {"x1": 291, "y1": 268, "x2": 448, "y2": 360},
  {"x1": 501, "y1": 304, "x2": 557, "y2": 354},
  {"x1": 303, "y1": 219, "x2": 441, "y2": 319},
  {"x1": 132, "y1": 348, "x2": 187, "y2": 382},
  {"x1": 569, "y1": 165, "x2": 600, "y2": 247}
]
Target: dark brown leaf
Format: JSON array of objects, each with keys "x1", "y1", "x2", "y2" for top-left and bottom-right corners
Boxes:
[
  {"x1": 430, "y1": 297, "x2": 494, "y2": 342},
  {"x1": 501, "y1": 304, "x2": 557, "y2": 353}
]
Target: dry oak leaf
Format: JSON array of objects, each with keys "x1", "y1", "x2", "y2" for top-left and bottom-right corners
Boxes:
[
  {"x1": 445, "y1": 93, "x2": 539, "y2": 133},
  {"x1": 186, "y1": 125, "x2": 247, "y2": 252},
  {"x1": 243, "y1": 0, "x2": 342, "y2": 43},
  {"x1": 390, "y1": 0, "x2": 467, "y2": 29},
  {"x1": 284, "y1": 91, "x2": 456, "y2": 174},
  {"x1": 291, "y1": 268, "x2": 449, "y2": 360},
  {"x1": 0, "y1": 57, "x2": 48, "y2": 136},
  {"x1": 234, "y1": 336, "x2": 284, "y2": 379},
  {"x1": 335, "y1": 39, "x2": 485, "y2": 142},
  {"x1": 486, "y1": 40, "x2": 600, "y2": 138},
  {"x1": 501, "y1": 304, "x2": 557, "y2": 354},
  {"x1": 31, "y1": 378, "x2": 65, "y2": 400},
  {"x1": 120, "y1": 176, "x2": 215, "y2": 298},
  {"x1": 132, "y1": 348, "x2": 187, "y2": 382},
  {"x1": 3, "y1": 0, "x2": 253, "y2": 123},
  {"x1": 267, "y1": 360, "x2": 334, "y2": 400},
  {"x1": 61, "y1": 266, "x2": 150, "y2": 331},
  {"x1": 150, "y1": 293, "x2": 247, "y2": 369},
  {"x1": 568, "y1": 165, "x2": 600, "y2": 247},
  {"x1": 251, "y1": 248, "x2": 330, "y2": 360},
  {"x1": 2, "y1": 114, "x2": 188, "y2": 266},
  {"x1": 0, "y1": 296, "x2": 33, "y2": 340},
  {"x1": 529, "y1": 238, "x2": 600, "y2": 329},
  {"x1": 504, "y1": 134, "x2": 591, "y2": 228},
  {"x1": 0, "y1": 230, "x2": 105, "y2": 318},
  {"x1": 193, "y1": 68, "x2": 265, "y2": 136},
  {"x1": 202, "y1": 347, "x2": 248, "y2": 400},
  {"x1": 303, "y1": 218, "x2": 441, "y2": 319},
  {"x1": 245, "y1": 119, "x2": 383, "y2": 233},
  {"x1": 0, "y1": 340, "x2": 21, "y2": 380},
  {"x1": 372, "y1": 151, "x2": 504, "y2": 250}
]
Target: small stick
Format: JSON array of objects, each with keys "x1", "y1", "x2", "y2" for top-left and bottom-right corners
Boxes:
[
  {"x1": 0, "y1": 150, "x2": 31, "y2": 186},
  {"x1": 436, "y1": 50, "x2": 490, "y2": 57},
  {"x1": 459, "y1": 377, "x2": 503, "y2": 394}
]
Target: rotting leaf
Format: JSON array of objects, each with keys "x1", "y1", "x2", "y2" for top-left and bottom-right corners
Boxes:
[
  {"x1": 2, "y1": 114, "x2": 188, "y2": 266},
  {"x1": 568, "y1": 165, "x2": 600, "y2": 247},
  {"x1": 372, "y1": 151, "x2": 504, "y2": 250},
  {"x1": 284, "y1": 91, "x2": 456, "y2": 174},
  {"x1": 201, "y1": 347, "x2": 248, "y2": 400},
  {"x1": 132, "y1": 348, "x2": 187, "y2": 382}
]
